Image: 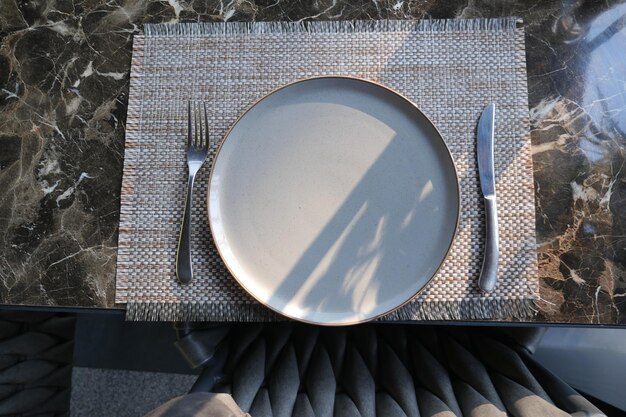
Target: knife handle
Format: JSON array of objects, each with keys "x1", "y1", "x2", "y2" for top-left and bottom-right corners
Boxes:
[{"x1": 479, "y1": 195, "x2": 499, "y2": 292}]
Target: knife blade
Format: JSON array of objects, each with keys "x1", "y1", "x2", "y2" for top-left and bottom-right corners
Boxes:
[{"x1": 477, "y1": 103, "x2": 499, "y2": 292}]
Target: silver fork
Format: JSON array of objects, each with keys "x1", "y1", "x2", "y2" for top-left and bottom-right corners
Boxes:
[{"x1": 176, "y1": 101, "x2": 210, "y2": 285}]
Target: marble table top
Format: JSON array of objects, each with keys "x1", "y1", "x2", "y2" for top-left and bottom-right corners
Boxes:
[{"x1": 1, "y1": 0, "x2": 625, "y2": 324}]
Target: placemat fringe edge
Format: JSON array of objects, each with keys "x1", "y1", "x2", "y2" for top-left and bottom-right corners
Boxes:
[
  {"x1": 143, "y1": 17, "x2": 522, "y2": 37},
  {"x1": 124, "y1": 298, "x2": 536, "y2": 322},
  {"x1": 383, "y1": 298, "x2": 537, "y2": 322},
  {"x1": 125, "y1": 302, "x2": 280, "y2": 321}
]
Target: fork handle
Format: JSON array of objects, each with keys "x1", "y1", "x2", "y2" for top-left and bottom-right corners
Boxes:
[{"x1": 176, "y1": 175, "x2": 195, "y2": 285}]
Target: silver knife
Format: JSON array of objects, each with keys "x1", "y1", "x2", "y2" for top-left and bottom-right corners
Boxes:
[{"x1": 477, "y1": 103, "x2": 499, "y2": 292}]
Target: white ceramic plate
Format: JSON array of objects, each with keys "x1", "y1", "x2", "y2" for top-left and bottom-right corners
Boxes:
[{"x1": 208, "y1": 77, "x2": 459, "y2": 325}]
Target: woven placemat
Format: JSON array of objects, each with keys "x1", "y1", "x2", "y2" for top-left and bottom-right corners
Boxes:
[{"x1": 116, "y1": 18, "x2": 538, "y2": 321}]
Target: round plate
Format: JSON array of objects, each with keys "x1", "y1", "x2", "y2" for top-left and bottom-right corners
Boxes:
[{"x1": 209, "y1": 77, "x2": 459, "y2": 325}]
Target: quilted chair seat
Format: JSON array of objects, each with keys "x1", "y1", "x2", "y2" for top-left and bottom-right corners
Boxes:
[
  {"x1": 150, "y1": 324, "x2": 606, "y2": 417},
  {"x1": 0, "y1": 312, "x2": 75, "y2": 417}
]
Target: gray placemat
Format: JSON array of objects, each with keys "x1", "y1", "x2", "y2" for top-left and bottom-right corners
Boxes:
[{"x1": 116, "y1": 18, "x2": 538, "y2": 321}]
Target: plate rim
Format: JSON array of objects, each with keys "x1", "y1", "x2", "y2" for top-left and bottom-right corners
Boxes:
[{"x1": 207, "y1": 75, "x2": 461, "y2": 325}]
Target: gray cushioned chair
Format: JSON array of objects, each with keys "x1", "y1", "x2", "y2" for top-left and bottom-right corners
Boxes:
[{"x1": 145, "y1": 324, "x2": 606, "y2": 417}]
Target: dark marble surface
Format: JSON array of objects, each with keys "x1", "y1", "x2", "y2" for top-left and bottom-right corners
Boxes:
[{"x1": 1, "y1": 0, "x2": 625, "y2": 324}]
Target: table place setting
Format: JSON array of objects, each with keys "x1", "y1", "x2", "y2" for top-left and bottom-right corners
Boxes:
[{"x1": 115, "y1": 18, "x2": 538, "y2": 323}]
